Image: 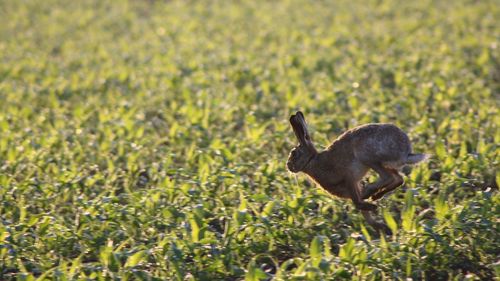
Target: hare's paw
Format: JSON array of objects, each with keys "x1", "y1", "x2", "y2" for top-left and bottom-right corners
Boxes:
[
  {"x1": 355, "y1": 201, "x2": 377, "y2": 211},
  {"x1": 371, "y1": 190, "x2": 387, "y2": 201},
  {"x1": 376, "y1": 222, "x2": 393, "y2": 236}
]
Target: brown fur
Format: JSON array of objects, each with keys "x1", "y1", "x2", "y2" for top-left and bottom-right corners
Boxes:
[{"x1": 287, "y1": 111, "x2": 428, "y2": 234}]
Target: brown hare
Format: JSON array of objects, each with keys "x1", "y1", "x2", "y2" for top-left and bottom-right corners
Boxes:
[{"x1": 287, "y1": 111, "x2": 428, "y2": 234}]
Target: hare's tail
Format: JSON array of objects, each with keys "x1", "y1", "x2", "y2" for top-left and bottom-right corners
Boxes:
[{"x1": 406, "y1": 153, "x2": 430, "y2": 165}]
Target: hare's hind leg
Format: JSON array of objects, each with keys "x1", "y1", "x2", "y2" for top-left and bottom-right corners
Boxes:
[
  {"x1": 361, "y1": 210, "x2": 392, "y2": 235},
  {"x1": 361, "y1": 163, "x2": 395, "y2": 200},
  {"x1": 371, "y1": 169, "x2": 404, "y2": 200}
]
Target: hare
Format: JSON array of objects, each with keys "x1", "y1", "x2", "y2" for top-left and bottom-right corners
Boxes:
[{"x1": 287, "y1": 111, "x2": 428, "y2": 234}]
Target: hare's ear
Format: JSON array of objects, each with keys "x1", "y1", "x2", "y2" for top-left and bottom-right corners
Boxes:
[
  {"x1": 295, "y1": 111, "x2": 312, "y2": 142},
  {"x1": 290, "y1": 113, "x2": 306, "y2": 145}
]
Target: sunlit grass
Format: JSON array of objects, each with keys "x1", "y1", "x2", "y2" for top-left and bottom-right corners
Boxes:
[{"x1": 0, "y1": 0, "x2": 498, "y2": 280}]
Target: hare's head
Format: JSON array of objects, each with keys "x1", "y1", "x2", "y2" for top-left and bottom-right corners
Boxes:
[{"x1": 287, "y1": 111, "x2": 317, "y2": 173}]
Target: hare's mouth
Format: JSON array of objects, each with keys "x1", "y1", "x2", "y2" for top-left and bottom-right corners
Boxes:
[{"x1": 286, "y1": 161, "x2": 299, "y2": 173}]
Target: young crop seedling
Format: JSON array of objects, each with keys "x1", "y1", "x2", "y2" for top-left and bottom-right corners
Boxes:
[{"x1": 287, "y1": 111, "x2": 428, "y2": 234}]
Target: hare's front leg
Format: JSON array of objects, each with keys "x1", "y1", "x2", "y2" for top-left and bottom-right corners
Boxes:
[
  {"x1": 348, "y1": 179, "x2": 377, "y2": 211},
  {"x1": 362, "y1": 163, "x2": 401, "y2": 200}
]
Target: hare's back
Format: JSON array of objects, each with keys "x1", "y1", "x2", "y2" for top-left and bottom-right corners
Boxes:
[{"x1": 340, "y1": 124, "x2": 412, "y2": 164}]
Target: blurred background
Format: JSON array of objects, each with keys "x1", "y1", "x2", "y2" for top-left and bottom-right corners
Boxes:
[{"x1": 0, "y1": 0, "x2": 498, "y2": 280}]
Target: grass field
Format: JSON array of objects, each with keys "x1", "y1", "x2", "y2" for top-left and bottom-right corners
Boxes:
[{"x1": 1, "y1": 0, "x2": 499, "y2": 280}]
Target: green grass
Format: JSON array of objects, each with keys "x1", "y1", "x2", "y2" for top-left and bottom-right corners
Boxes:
[{"x1": 0, "y1": 0, "x2": 499, "y2": 280}]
